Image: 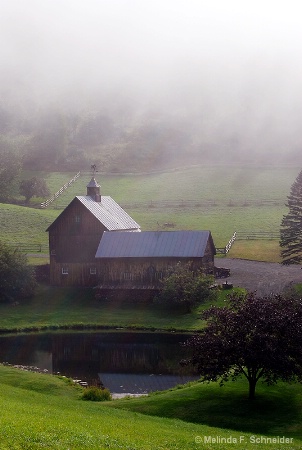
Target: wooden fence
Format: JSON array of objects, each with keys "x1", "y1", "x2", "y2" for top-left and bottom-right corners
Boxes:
[
  {"x1": 216, "y1": 232, "x2": 237, "y2": 255},
  {"x1": 40, "y1": 172, "x2": 81, "y2": 208},
  {"x1": 216, "y1": 230, "x2": 279, "y2": 255},
  {"x1": 236, "y1": 231, "x2": 279, "y2": 240},
  {"x1": 8, "y1": 243, "x2": 48, "y2": 253},
  {"x1": 120, "y1": 198, "x2": 284, "y2": 209}
]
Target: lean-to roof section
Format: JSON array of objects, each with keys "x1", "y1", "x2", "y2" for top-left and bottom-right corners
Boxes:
[{"x1": 95, "y1": 230, "x2": 215, "y2": 258}]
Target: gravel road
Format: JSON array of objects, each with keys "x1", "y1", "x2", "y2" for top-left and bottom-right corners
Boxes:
[{"x1": 215, "y1": 258, "x2": 302, "y2": 296}]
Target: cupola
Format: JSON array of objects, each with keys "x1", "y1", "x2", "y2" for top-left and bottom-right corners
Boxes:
[{"x1": 87, "y1": 177, "x2": 101, "y2": 202}]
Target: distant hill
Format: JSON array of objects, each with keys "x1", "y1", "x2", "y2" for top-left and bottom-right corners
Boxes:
[{"x1": 1, "y1": 103, "x2": 302, "y2": 174}]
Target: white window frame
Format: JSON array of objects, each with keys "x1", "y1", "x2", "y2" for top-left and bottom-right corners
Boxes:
[
  {"x1": 123, "y1": 272, "x2": 133, "y2": 280},
  {"x1": 90, "y1": 267, "x2": 97, "y2": 275},
  {"x1": 62, "y1": 267, "x2": 69, "y2": 275}
]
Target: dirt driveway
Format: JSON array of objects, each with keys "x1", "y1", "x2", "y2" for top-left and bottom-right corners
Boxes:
[{"x1": 215, "y1": 258, "x2": 302, "y2": 296}]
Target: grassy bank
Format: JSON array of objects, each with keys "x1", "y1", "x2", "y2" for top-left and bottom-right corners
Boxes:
[
  {"x1": 109, "y1": 377, "x2": 302, "y2": 439},
  {"x1": 0, "y1": 283, "x2": 234, "y2": 333},
  {"x1": 0, "y1": 364, "x2": 301, "y2": 449}
]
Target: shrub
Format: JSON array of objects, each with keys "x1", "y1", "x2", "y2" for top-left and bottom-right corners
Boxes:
[
  {"x1": 0, "y1": 240, "x2": 36, "y2": 302},
  {"x1": 155, "y1": 262, "x2": 216, "y2": 313},
  {"x1": 81, "y1": 387, "x2": 112, "y2": 401}
]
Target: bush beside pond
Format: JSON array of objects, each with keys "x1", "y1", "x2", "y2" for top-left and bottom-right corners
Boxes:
[{"x1": 81, "y1": 386, "x2": 112, "y2": 401}]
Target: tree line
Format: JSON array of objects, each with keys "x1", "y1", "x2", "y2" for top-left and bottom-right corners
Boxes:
[{"x1": 2, "y1": 101, "x2": 302, "y2": 180}]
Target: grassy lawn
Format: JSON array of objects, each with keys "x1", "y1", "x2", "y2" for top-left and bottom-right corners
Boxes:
[
  {"x1": 0, "y1": 202, "x2": 57, "y2": 247},
  {"x1": 0, "y1": 283, "x2": 234, "y2": 333},
  {"x1": 0, "y1": 364, "x2": 301, "y2": 449},
  {"x1": 227, "y1": 240, "x2": 281, "y2": 262},
  {"x1": 109, "y1": 377, "x2": 302, "y2": 439}
]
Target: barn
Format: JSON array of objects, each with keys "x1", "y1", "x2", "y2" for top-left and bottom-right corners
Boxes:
[
  {"x1": 47, "y1": 176, "x2": 216, "y2": 290},
  {"x1": 94, "y1": 230, "x2": 216, "y2": 300},
  {"x1": 46, "y1": 177, "x2": 141, "y2": 286}
]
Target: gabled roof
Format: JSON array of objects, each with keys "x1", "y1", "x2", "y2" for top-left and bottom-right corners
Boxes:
[
  {"x1": 46, "y1": 196, "x2": 140, "y2": 232},
  {"x1": 95, "y1": 230, "x2": 215, "y2": 258}
]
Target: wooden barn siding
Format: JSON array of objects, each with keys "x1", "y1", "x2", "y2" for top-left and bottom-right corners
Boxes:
[
  {"x1": 49, "y1": 199, "x2": 106, "y2": 263},
  {"x1": 204, "y1": 239, "x2": 215, "y2": 265},
  {"x1": 98, "y1": 256, "x2": 214, "y2": 286},
  {"x1": 50, "y1": 261, "x2": 98, "y2": 286},
  {"x1": 49, "y1": 253, "x2": 214, "y2": 287}
]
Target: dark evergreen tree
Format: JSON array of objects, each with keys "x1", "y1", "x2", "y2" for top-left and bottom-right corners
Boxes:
[{"x1": 280, "y1": 169, "x2": 302, "y2": 264}]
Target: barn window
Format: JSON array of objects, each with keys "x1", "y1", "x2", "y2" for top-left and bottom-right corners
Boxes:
[
  {"x1": 62, "y1": 267, "x2": 69, "y2": 275},
  {"x1": 123, "y1": 272, "x2": 133, "y2": 280},
  {"x1": 50, "y1": 249, "x2": 56, "y2": 256},
  {"x1": 75, "y1": 215, "x2": 81, "y2": 223},
  {"x1": 90, "y1": 267, "x2": 97, "y2": 275},
  {"x1": 155, "y1": 271, "x2": 163, "y2": 280}
]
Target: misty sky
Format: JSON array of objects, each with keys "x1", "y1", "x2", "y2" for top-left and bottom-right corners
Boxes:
[{"x1": 1, "y1": 0, "x2": 302, "y2": 156}]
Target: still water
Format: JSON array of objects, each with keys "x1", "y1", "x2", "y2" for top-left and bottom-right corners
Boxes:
[{"x1": 0, "y1": 331, "x2": 199, "y2": 394}]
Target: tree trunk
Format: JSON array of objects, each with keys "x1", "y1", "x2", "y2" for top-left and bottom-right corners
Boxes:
[{"x1": 248, "y1": 378, "x2": 257, "y2": 400}]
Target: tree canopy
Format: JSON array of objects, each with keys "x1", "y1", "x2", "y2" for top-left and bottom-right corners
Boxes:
[
  {"x1": 19, "y1": 177, "x2": 50, "y2": 203},
  {"x1": 182, "y1": 292, "x2": 302, "y2": 399},
  {"x1": 0, "y1": 241, "x2": 36, "y2": 303},
  {"x1": 280, "y1": 169, "x2": 302, "y2": 264},
  {"x1": 156, "y1": 262, "x2": 216, "y2": 312}
]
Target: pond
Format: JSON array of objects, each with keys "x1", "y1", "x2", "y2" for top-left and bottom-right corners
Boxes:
[{"x1": 0, "y1": 331, "x2": 199, "y2": 395}]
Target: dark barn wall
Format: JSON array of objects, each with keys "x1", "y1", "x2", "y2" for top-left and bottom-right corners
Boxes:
[
  {"x1": 48, "y1": 198, "x2": 107, "y2": 285},
  {"x1": 49, "y1": 199, "x2": 106, "y2": 261},
  {"x1": 49, "y1": 244, "x2": 214, "y2": 287},
  {"x1": 97, "y1": 256, "x2": 214, "y2": 287},
  {"x1": 49, "y1": 261, "x2": 99, "y2": 286},
  {"x1": 204, "y1": 239, "x2": 215, "y2": 266}
]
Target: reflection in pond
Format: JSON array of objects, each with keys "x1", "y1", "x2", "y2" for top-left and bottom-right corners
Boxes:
[{"x1": 0, "y1": 332, "x2": 199, "y2": 394}]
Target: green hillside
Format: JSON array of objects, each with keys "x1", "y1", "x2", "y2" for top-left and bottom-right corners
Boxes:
[
  {"x1": 0, "y1": 165, "x2": 299, "y2": 258},
  {"x1": 0, "y1": 364, "x2": 301, "y2": 449}
]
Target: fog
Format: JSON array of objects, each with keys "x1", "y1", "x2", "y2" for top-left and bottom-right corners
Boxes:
[{"x1": 1, "y1": 0, "x2": 302, "y2": 161}]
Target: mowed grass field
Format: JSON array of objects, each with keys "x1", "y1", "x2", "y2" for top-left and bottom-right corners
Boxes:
[
  {"x1": 0, "y1": 365, "x2": 302, "y2": 450},
  {"x1": 0, "y1": 364, "x2": 301, "y2": 449},
  {"x1": 1, "y1": 165, "x2": 300, "y2": 260}
]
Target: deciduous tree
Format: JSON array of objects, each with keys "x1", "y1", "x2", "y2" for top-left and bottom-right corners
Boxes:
[
  {"x1": 280, "y1": 169, "x2": 302, "y2": 264},
  {"x1": 0, "y1": 241, "x2": 36, "y2": 303},
  {"x1": 182, "y1": 292, "x2": 302, "y2": 399},
  {"x1": 19, "y1": 177, "x2": 50, "y2": 203}
]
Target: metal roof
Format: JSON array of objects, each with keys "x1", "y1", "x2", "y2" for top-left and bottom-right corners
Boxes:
[
  {"x1": 76, "y1": 196, "x2": 140, "y2": 231},
  {"x1": 46, "y1": 196, "x2": 140, "y2": 232},
  {"x1": 86, "y1": 177, "x2": 100, "y2": 188},
  {"x1": 95, "y1": 230, "x2": 214, "y2": 258}
]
